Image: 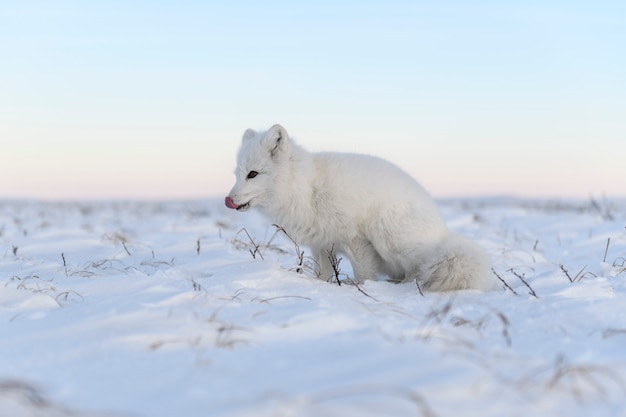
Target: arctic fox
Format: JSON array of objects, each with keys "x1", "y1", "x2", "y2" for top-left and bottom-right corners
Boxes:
[{"x1": 225, "y1": 124, "x2": 493, "y2": 291}]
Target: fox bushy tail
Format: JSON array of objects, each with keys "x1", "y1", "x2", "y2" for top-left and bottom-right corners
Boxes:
[{"x1": 421, "y1": 234, "x2": 493, "y2": 291}]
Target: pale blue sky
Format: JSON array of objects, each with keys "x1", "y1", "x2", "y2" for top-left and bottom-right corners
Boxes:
[{"x1": 1, "y1": 1, "x2": 624, "y2": 199}]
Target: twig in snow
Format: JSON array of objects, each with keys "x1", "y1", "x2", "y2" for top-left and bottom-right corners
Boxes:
[
  {"x1": 560, "y1": 264, "x2": 593, "y2": 283},
  {"x1": 344, "y1": 278, "x2": 378, "y2": 301},
  {"x1": 560, "y1": 265, "x2": 574, "y2": 282},
  {"x1": 272, "y1": 224, "x2": 305, "y2": 273},
  {"x1": 613, "y1": 257, "x2": 626, "y2": 272},
  {"x1": 416, "y1": 280, "x2": 425, "y2": 297},
  {"x1": 55, "y1": 290, "x2": 84, "y2": 304},
  {"x1": 560, "y1": 264, "x2": 573, "y2": 282},
  {"x1": 121, "y1": 241, "x2": 132, "y2": 256},
  {"x1": 0, "y1": 380, "x2": 50, "y2": 408},
  {"x1": 190, "y1": 279, "x2": 203, "y2": 292},
  {"x1": 602, "y1": 328, "x2": 626, "y2": 339},
  {"x1": 61, "y1": 253, "x2": 68, "y2": 277},
  {"x1": 603, "y1": 237, "x2": 611, "y2": 263},
  {"x1": 327, "y1": 244, "x2": 342, "y2": 286},
  {"x1": 590, "y1": 196, "x2": 614, "y2": 221},
  {"x1": 305, "y1": 385, "x2": 438, "y2": 417},
  {"x1": 546, "y1": 355, "x2": 626, "y2": 402},
  {"x1": 493, "y1": 308, "x2": 512, "y2": 346},
  {"x1": 507, "y1": 268, "x2": 537, "y2": 298},
  {"x1": 492, "y1": 268, "x2": 518, "y2": 295},
  {"x1": 323, "y1": 244, "x2": 377, "y2": 299},
  {"x1": 235, "y1": 228, "x2": 264, "y2": 260},
  {"x1": 257, "y1": 295, "x2": 313, "y2": 304}
]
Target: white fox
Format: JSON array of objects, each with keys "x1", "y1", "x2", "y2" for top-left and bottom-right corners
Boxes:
[{"x1": 225, "y1": 124, "x2": 493, "y2": 291}]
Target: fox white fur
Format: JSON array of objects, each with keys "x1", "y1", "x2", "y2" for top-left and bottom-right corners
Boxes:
[{"x1": 226, "y1": 124, "x2": 493, "y2": 291}]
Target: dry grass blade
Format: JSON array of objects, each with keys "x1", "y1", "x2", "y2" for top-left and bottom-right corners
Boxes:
[
  {"x1": 343, "y1": 278, "x2": 378, "y2": 301},
  {"x1": 518, "y1": 355, "x2": 626, "y2": 403},
  {"x1": 492, "y1": 268, "x2": 518, "y2": 295},
  {"x1": 55, "y1": 290, "x2": 84, "y2": 304},
  {"x1": 416, "y1": 280, "x2": 425, "y2": 297},
  {"x1": 257, "y1": 295, "x2": 313, "y2": 304},
  {"x1": 560, "y1": 264, "x2": 595, "y2": 283},
  {"x1": 272, "y1": 224, "x2": 306, "y2": 273},
  {"x1": 420, "y1": 298, "x2": 455, "y2": 342},
  {"x1": 0, "y1": 379, "x2": 50, "y2": 408},
  {"x1": 547, "y1": 356, "x2": 626, "y2": 403},
  {"x1": 235, "y1": 227, "x2": 264, "y2": 260},
  {"x1": 603, "y1": 237, "x2": 611, "y2": 263},
  {"x1": 492, "y1": 309, "x2": 512, "y2": 347},
  {"x1": 61, "y1": 252, "x2": 68, "y2": 277},
  {"x1": 327, "y1": 244, "x2": 343, "y2": 286},
  {"x1": 7, "y1": 274, "x2": 57, "y2": 294},
  {"x1": 450, "y1": 305, "x2": 512, "y2": 347},
  {"x1": 560, "y1": 264, "x2": 574, "y2": 283},
  {"x1": 121, "y1": 241, "x2": 131, "y2": 256},
  {"x1": 589, "y1": 196, "x2": 615, "y2": 221},
  {"x1": 305, "y1": 385, "x2": 438, "y2": 417},
  {"x1": 602, "y1": 328, "x2": 626, "y2": 339},
  {"x1": 507, "y1": 268, "x2": 537, "y2": 298}
]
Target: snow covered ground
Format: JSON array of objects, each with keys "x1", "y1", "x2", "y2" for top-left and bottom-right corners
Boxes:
[{"x1": 1, "y1": 197, "x2": 625, "y2": 417}]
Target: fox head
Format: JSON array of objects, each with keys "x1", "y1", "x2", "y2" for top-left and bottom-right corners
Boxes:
[{"x1": 225, "y1": 124, "x2": 292, "y2": 212}]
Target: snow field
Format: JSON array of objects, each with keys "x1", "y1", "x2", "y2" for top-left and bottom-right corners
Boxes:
[{"x1": 1, "y1": 198, "x2": 625, "y2": 417}]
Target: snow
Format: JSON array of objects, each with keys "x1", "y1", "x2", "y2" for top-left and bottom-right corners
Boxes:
[{"x1": 1, "y1": 197, "x2": 625, "y2": 417}]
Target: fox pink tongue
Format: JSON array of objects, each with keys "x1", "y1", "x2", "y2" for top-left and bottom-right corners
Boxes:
[{"x1": 225, "y1": 196, "x2": 239, "y2": 210}]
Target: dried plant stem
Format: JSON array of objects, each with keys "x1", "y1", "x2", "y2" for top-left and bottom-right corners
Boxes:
[
  {"x1": 236, "y1": 228, "x2": 264, "y2": 260},
  {"x1": 61, "y1": 253, "x2": 69, "y2": 277},
  {"x1": 416, "y1": 280, "x2": 425, "y2": 297},
  {"x1": 272, "y1": 224, "x2": 305, "y2": 273},
  {"x1": 492, "y1": 268, "x2": 518, "y2": 295},
  {"x1": 560, "y1": 264, "x2": 592, "y2": 283},
  {"x1": 507, "y1": 268, "x2": 537, "y2": 298},
  {"x1": 327, "y1": 244, "x2": 342, "y2": 286},
  {"x1": 121, "y1": 241, "x2": 132, "y2": 256}
]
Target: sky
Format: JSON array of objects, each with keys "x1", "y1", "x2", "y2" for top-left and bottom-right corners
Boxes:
[{"x1": 1, "y1": 1, "x2": 624, "y2": 200}]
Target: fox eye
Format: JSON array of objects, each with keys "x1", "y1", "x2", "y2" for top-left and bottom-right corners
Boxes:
[{"x1": 247, "y1": 171, "x2": 259, "y2": 179}]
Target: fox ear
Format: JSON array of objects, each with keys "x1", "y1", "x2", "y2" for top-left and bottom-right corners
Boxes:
[
  {"x1": 242, "y1": 128, "x2": 257, "y2": 141},
  {"x1": 263, "y1": 124, "x2": 290, "y2": 160}
]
